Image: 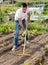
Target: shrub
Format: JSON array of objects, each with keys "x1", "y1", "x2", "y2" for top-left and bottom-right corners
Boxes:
[{"x1": 14, "y1": 2, "x2": 22, "y2": 7}]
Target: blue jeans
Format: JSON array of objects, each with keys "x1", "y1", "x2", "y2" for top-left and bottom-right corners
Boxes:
[{"x1": 14, "y1": 19, "x2": 28, "y2": 46}]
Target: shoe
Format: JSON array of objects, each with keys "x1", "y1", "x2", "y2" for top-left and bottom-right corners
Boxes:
[
  {"x1": 12, "y1": 46, "x2": 17, "y2": 51},
  {"x1": 26, "y1": 41, "x2": 29, "y2": 44},
  {"x1": 22, "y1": 41, "x2": 29, "y2": 47}
]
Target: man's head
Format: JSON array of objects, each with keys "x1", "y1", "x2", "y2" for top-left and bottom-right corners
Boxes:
[{"x1": 22, "y1": 3, "x2": 27, "y2": 13}]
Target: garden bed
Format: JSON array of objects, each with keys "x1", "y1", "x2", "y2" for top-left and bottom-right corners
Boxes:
[{"x1": 0, "y1": 33, "x2": 48, "y2": 65}]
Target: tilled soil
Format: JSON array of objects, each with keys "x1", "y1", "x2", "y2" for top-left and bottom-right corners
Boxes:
[
  {"x1": 0, "y1": 33, "x2": 48, "y2": 65},
  {"x1": 43, "y1": 56, "x2": 48, "y2": 65}
]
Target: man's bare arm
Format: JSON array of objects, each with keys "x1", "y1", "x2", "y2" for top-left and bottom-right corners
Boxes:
[
  {"x1": 18, "y1": 18, "x2": 25, "y2": 31},
  {"x1": 26, "y1": 12, "x2": 30, "y2": 26},
  {"x1": 27, "y1": 12, "x2": 30, "y2": 21}
]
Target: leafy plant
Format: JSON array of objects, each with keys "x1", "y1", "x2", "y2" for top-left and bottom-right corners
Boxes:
[
  {"x1": 39, "y1": 63, "x2": 42, "y2": 65},
  {"x1": 4, "y1": 6, "x2": 13, "y2": 13},
  {"x1": 24, "y1": 61, "x2": 30, "y2": 65},
  {"x1": 14, "y1": 2, "x2": 22, "y2": 7},
  {"x1": 0, "y1": 22, "x2": 14, "y2": 33},
  {"x1": 28, "y1": 20, "x2": 48, "y2": 34},
  {"x1": 0, "y1": 8, "x2": 5, "y2": 23},
  {"x1": 33, "y1": 57, "x2": 40, "y2": 61},
  {"x1": 44, "y1": 45, "x2": 48, "y2": 51}
]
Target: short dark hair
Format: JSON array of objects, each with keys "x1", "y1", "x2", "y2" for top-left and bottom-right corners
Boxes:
[{"x1": 22, "y1": 3, "x2": 27, "y2": 8}]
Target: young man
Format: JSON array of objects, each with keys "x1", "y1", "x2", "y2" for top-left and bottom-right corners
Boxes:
[{"x1": 12, "y1": 3, "x2": 30, "y2": 51}]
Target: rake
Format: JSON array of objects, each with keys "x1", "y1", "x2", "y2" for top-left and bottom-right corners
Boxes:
[{"x1": 16, "y1": 34, "x2": 30, "y2": 56}]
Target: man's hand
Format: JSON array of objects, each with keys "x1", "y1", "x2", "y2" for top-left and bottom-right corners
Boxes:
[
  {"x1": 22, "y1": 30, "x2": 27, "y2": 36},
  {"x1": 24, "y1": 30, "x2": 27, "y2": 35}
]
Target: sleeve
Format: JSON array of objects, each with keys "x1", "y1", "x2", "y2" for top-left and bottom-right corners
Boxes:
[
  {"x1": 27, "y1": 7, "x2": 30, "y2": 13},
  {"x1": 16, "y1": 11, "x2": 22, "y2": 18}
]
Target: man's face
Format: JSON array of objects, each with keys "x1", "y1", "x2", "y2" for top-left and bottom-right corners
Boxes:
[{"x1": 22, "y1": 7, "x2": 27, "y2": 13}]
